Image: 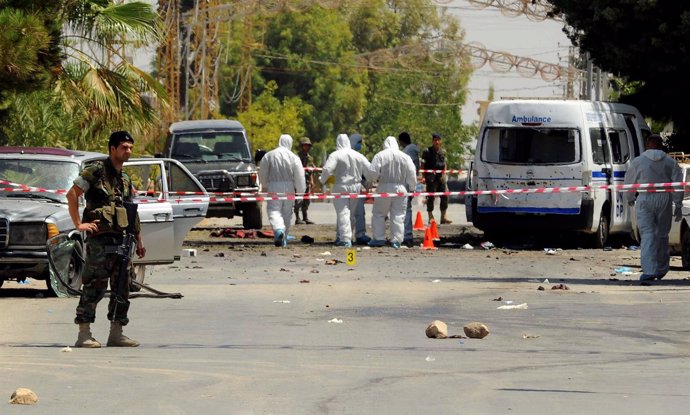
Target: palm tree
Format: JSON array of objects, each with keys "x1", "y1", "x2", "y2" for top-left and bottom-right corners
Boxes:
[{"x1": 2, "y1": 0, "x2": 166, "y2": 151}]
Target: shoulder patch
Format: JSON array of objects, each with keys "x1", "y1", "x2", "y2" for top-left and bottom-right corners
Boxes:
[{"x1": 80, "y1": 161, "x2": 105, "y2": 184}]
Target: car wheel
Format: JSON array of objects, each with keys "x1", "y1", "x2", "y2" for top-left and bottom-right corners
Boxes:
[
  {"x1": 130, "y1": 264, "x2": 146, "y2": 292},
  {"x1": 46, "y1": 240, "x2": 84, "y2": 296},
  {"x1": 242, "y1": 202, "x2": 263, "y2": 229},
  {"x1": 682, "y1": 229, "x2": 690, "y2": 270},
  {"x1": 591, "y1": 213, "x2": 609, "y2": 249}
]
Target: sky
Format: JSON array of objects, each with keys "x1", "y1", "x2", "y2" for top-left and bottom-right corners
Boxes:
[{"x1": 445, "y1": 1, "x2": 572, "y2": 123}]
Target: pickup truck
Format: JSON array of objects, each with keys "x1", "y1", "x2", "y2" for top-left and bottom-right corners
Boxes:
[{"x1": 158, "y1": 120, "x2": 263, "y2": 229}]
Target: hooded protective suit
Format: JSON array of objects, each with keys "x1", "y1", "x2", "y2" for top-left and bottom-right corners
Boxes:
[
  {"x1": 624, "y1": 149, "x2": 683, "y2": 279},
  {"x1": 402, "y1": 141, "x2": 420, "y2": 243},
  {"x1": 320, "y1": 134, "x2": 372, "y2": 245},
  {"x1": 258, "y1": 134, "x2": 307, "y2": 244},
  {"x1": 369, "y1": 136, "x2": 417, "y2": 245},
  {"x1": 349, "y1": 133, "x2": 370, "y2": 243}
]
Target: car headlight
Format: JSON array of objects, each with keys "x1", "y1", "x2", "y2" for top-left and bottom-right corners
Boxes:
[
  {"x1": 9, "y1": 223, "x2": 48, "y2": 245},
  {"x1": 47, "y1": 223, "x2": 59, "y2": 239},
  {"x1": 236, "y1": 174, "x2": 250, "y2": 187}
]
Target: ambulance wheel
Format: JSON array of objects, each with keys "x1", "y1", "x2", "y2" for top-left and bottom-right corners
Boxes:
[
  {"x1": 681, "y1": 229, "x2": 690, "y2": 270},
  {"x1": 591, "y1": 214, "x2": 609, "y2": 249}
]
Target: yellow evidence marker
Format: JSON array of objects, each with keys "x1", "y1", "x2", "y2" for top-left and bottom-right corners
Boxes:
[{"x1": 346, "y1": 248, "x2": 357, "y2": 266}]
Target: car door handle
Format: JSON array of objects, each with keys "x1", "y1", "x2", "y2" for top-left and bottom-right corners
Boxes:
[
  {"x1": 183, "y1": 207, "x2": 202, "y2": 217},
  {"x1": 153, "y1": 212, "x2": 171, "y2": 222}
]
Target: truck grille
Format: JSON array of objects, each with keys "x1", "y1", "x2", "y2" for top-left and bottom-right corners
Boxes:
[
  {"x1": 199, "y1": 176, "x2": 234, "y2": 192},
  {"x1": 0, "y1": 218, "x2": 8, "y2": 248}
]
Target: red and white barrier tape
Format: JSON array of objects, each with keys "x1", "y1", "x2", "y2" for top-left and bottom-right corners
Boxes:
[
  {"x1": 1, "y1": 181, "x2": 686, "y2": 203},
  {"x1": 303, "y1": 166, "x2": 464, "y2": 174}
]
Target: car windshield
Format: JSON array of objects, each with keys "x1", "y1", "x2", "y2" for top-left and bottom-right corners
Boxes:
[
  {"x1": 171, "y1": 131, "x2": 251, "y2": 162},
  {"x1": 0, "y1": 159, "x2": 79, "y2": 203}
]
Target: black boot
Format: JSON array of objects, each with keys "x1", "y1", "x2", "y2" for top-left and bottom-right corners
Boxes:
[{"x1": 303, "y1": 210, "x2": 314, "y2": 225}]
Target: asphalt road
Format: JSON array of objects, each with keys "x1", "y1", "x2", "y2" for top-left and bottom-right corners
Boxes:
[{"x1": 2, "y1": 203, "x2": 690, "y2": 414}]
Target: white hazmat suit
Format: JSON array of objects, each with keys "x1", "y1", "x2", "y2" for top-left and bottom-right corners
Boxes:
[
  {"x1": 258, "y1": 134, "x2": 306, "y2": 246},
  {"x1": 368, "y1": 136, "x2": 417, "y2": 247},
  {"x1": 624, "y1": 148, "x2": 683, "y2": 279},
  {"x1": 350, "y1": 133, "x2": 371, "y2": 244},
  {"x1": 320, "y1": 134, "x2": 372, "y2": 246}
]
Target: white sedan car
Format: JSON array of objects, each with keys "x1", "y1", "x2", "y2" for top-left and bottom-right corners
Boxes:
[{"x1": 0, "y1": 147, "x2": 209, "y2": 294}]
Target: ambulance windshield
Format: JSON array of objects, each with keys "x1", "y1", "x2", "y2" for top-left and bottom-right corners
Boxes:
[{"x1": 482, "y1": 127, "x2": 580, "y2": 165}]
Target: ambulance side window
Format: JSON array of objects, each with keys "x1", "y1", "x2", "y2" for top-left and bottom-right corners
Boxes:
[
  {"x1": 589, "y1": 128, "x2": 609, "y2": 164},
  {"x1": 608, "y1": 129, "x2": 630, "y2": 163},
  {"x1": 623, "y1": 115, "x2": 641, "y2": 156}
]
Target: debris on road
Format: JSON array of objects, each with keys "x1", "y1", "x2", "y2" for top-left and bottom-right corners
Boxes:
[
  {"x1": 324, "y1": 259, "x2": 343, "y2": 265},
  {"x1": 464, "y1": 322, "x2": 490, "y2": 339},
  {"x1": 328, "y1": 318, "x2": 343, "y2": 324},
  {"x1": 614, "y1": 267, "x2": 634, "y2": 275},
  {"x1": 320, "y1": 251, "x2": 332, "y2": 256},
  {"x1": 425, "y1": 320, "x2": 448, "y2": 339},
  {"x1": 272, "y1": 300, "x2": 291, "y2": 304},
  {"x1": 552, "y1": 284, "x2": 570, "y2": 290},
  {"x1": 299, "y1": 280, "x2": 310, "y2": 283},
  {"x1": 492, "y1": 296, "x2": 503, "y2": 301},
  {"x1": 9, "y1": 388, "x2": 38, "y2": 405},
  {"x1": 497, "y1": 303, "x2": 528, "y2": 310},
  {"x1": 522, "y1": 334, "x2": 540, "y2": 339},
  {"x1": 462, "y1": 243, "x2": 474, "y2": 250},
  {"x1": 60, "y1": 346, "x2": 72, "y2": 353},
  {"x1": 210, "y1": 229, "x2": 274, "y2": 239},
  {"x1": 480, "y1": 241, "x2": 495, "y2": 250}
]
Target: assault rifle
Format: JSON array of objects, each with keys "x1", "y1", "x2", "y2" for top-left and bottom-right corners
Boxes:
[{"x1": 113, "y1": 201, "x2": 138, "y2": 307}]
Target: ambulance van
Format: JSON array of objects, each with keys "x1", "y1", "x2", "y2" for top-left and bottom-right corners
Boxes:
[{"x1": 466, "y1": 99, "x2": 651, "y2": 247}]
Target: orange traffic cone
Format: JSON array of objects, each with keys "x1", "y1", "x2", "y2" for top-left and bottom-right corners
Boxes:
[
  {"x1": 420, "y1": 227, "x2": 437, "y2": 250},
  {"x1": 413, "y1": 211, "x2": 425, "y2": 231},
  {"x1": 430, "y1": 220, "x2": 440, "y2": 241}
]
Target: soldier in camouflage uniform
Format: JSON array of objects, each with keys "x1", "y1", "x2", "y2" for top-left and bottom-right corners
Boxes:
[
  {"x1": 66, "y1": 131, "x2": 146, "y2": 348},
  {"x1": 421, "y1": 133, "x2": 452, "y2": 225},
  {"x1": 294, "y1": 137, "x2": 315, "y2": 225}
]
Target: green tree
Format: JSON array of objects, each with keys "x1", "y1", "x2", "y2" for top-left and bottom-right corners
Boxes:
[
  {"x1": 350, "y1": 1, "x2": 471, "y2": 167},
  {"x1": 237, "y1": 81, "x2": 312, "y2": 153},
  {"x1": 0, "y1": 1, "x2": 62, "y2": 132},
  {"x1": 217, "y1": 0, "x2": 474, "y2": 165},
  {"x1": 0, "y1": 0, "x2": 164, "y2": 151},
  {"x1": 258, "y1": 7, "x2": 367, "y2": 142},
  {"x1": 549, "y1": 1, "x2": 690, "y2": 138}
]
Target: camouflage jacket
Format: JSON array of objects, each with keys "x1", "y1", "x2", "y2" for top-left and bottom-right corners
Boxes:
[{"x1": 74, "y1": 158, "x2": 141, "y2": 235}]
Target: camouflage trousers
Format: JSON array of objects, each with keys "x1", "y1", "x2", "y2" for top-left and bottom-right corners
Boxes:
[{"x1": 74, "y1": 234, "x2": 131, "y2": 326}]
